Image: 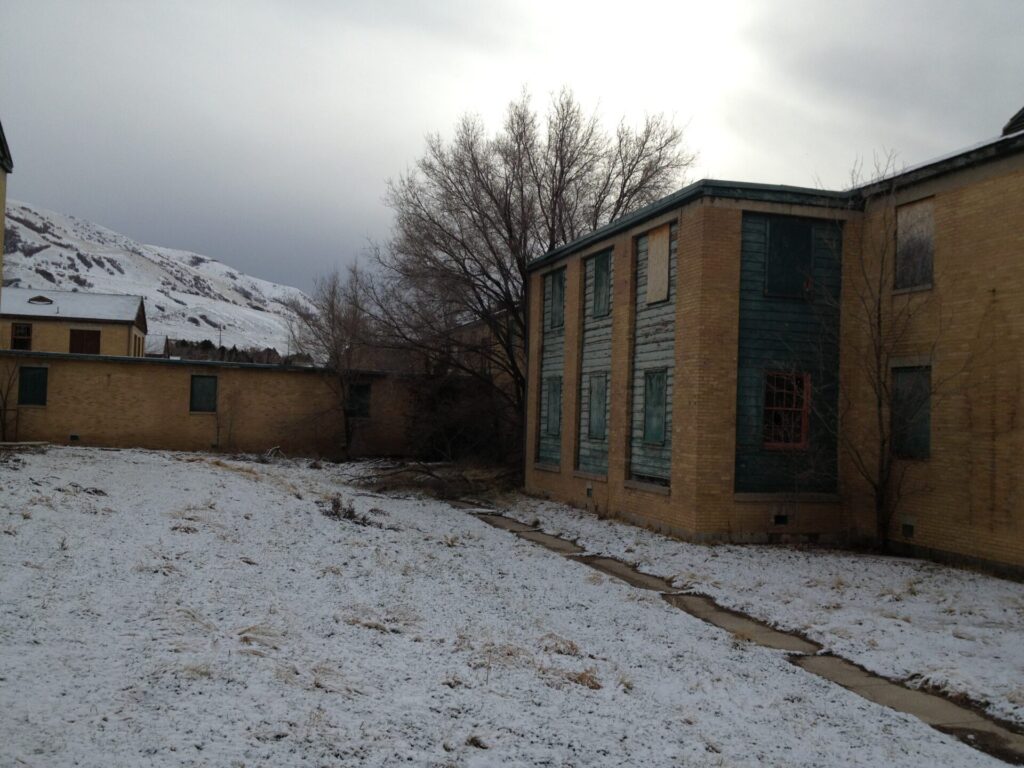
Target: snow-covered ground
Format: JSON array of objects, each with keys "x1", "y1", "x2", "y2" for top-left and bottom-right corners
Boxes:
[
  {"x1": 0, "y1": 447, "x2": 1011, "y2": 767},
  {"x1": 504, "y1": 497, "x2": 1024, "y2": 730},
  {"x1": 4, "y1": 200, "x2": 311, "y2": 352}
]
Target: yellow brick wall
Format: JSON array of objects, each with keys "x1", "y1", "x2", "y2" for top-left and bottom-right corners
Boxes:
[
  {"x1": 0, "y1": 318, "x2": 141, "y2": 356},
  {"x1": 0, "y1": 353, "x2": 417, "y2": 458},
  {"x1": 842, "y1": 161, "x2": 1024, "y2": 568}
]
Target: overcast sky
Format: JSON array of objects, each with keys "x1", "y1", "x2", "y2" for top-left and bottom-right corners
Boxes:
[{"x1": 2, "y1": 0, "x2": 1021, "y2": 292}]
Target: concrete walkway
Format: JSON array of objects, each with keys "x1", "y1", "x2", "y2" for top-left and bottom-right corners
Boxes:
[{"x1": 474, "y1": 510, "x2": 1024, "y2": 765}]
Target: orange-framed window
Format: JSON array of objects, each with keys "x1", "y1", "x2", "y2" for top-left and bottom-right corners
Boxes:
[{"x1": 763, "y1": 372, "x2": 810, "y2": 449}]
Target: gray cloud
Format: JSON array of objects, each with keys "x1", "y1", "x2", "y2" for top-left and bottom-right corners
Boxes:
[{"x1": 1, "y1": 0, "x2": 1021, "y2": 291}]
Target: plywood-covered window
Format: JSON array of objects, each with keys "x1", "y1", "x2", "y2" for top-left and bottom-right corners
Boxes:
[
  {"x1": 18, "y1": 366, "x2": 48, "y2": 406},
  {"x1": 762, "y1": 372, "x2": 810, "y2": 449},
  {"x1": 592, "y1": 250, "x2": 611, "y2": 317},
  {"x1": 544, "y1": 376, "x2": 562, "y2": 437},
  {"x1": 765, "y1": 217, "x2": 814, "y2": 298},
  {"x1": 69, "y1": 329, "x2": 101, "y2": 355},
  {"x1": 895, "y1": 199, "x2": 934, "y2": 290},
  {"x1": 346, "y1": 383, "x2": 371, "y2": 418},
  {"x1": 11, "y1": 323, "x2": 32, "y2": 351},
  {"x1": 189, "y1": 375, "x2": 218, "y2": 413},
  {"x1": 546, "y1": 269, "x2": 565, "y2": 329},
  {"x1": 643, "y1": 369, "x2": 667, "y2": 444},
  {"x1": 892, "y1": 366, "x2": 931, "y2": 459},
  {"x1": 587, "y1": 372, "x2": 607, "y2": 440},
  {"x1": 645, "y1": 225, "x2": 670, "y2": 304}
]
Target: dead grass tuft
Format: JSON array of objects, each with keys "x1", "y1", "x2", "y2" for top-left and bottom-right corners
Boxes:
[{"x1": 540, "y1": 633, "x2": 581, "y2": 657}]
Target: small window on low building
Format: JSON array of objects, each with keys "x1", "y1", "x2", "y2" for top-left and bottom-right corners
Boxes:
[
  {"x1": 892, "y1": 366, "x2": 931, "y2": 459},
  {"x1": 643, "y1": 369, "x2": 667, "y2": 444},
  {"x1": 189, "y1": 375, "x2": 218, "y2": 413},
  {"x1": 547, "y1": 269, "x2": 565, "y2": 330},
  {"x1": 765, "y1": 217, "x2": 814, "y2": 298},
  {"x1": 545, "y1": 376, "x2": 562, "y2": 436},
  {"x1": 763, "y1": 372, "x2": 810, "y2": 449},
  {"x1": 895, "y1": 200, "x2": 934, "y2": 290},
  {"x1": 18, "y1": 366, "x2": 48, "y2": 406},
  {"x1": 11, "y1": 323, "x2": 32, "y2": 351},
  {"x1": 645, "y1": 225, "x2": 670, "y2": 304},
  {"x1": 346, "y1": 383, "x2": 371, "y2": 418},
  {"x1": 69, "y1": 329, "x2": 101, "y2": 355},
  {"x1": 588, "y1": 372, "x2": 608, "y2": 440},
  {"x1": 592, "y1": 250, "x2": 611, "y2": 318}
]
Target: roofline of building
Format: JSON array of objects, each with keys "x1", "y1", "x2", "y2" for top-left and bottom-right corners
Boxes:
[
  {"x1": 0, "y1": 118, "x2": 12, "y2": 173},
  {"x1": 855, "y1": 128, "x2": 1024, "y2": 198},
  {"x1": 0, "y1": 348, "x2": 426, "y2": 378},
  {"x1": 528, "y1": 129, "x2": 1024, "y2": 272},
  {"x1": 527, "y1": 179, "x2": 851, "y2": 271},
  {"x1": 0, "y1": 348, "x2": 332, "y2": 373},
  {"x1": 0, "y1": 313, "x2": 138, "y2": 326}
]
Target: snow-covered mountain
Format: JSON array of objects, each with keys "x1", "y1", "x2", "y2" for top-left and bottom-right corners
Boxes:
[{"x1": 3, "y1": 200, "x2": 311, "y2": 353}]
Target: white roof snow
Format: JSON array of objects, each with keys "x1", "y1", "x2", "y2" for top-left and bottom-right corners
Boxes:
[{"x1": 0, "y1": 286, "x2": 143, "y2": 324}]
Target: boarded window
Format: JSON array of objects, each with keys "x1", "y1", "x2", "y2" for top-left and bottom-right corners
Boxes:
[
  {"x1": 645, "y1": 225, "x2": 670, "y2": 304},
  {"x1": 18, "y1": 366, "x2": 47, "y2": 406},
  {"x1": 11, "y1": 323, "x2": 32, "y2": 351},
  {"x1": 69, "y1": 329, "x2": 101, "y2": 355},
  {"x1": 592, "y1": 250, "x2": 611, "y2": 317},
  {"x1": 766, "y1": 217, "x2": 814, "y2": 298},
  {"x1": 189, "y1": 375, "x2": 218, "y2": 413},
  {"x1": 643, "y1": 369, "x2": 667, "y2": 444},
  {"x1": 547, "y1": 269, "x2": 565, "y2": 329},
  {"x1": 545, "y1": 376, "x2": 562, "y2": 436},
  {"x1": 346, "y1": 383, "x2": 371, "y2": 417},
  {"x1": 896, "y1": 200, "x2": 934, "y2": 289},
  {"x1": 892, "y1": 366, "x2": 931, "y2": 459},
  {"x1": 763, "y1": 372, "x2": 810, "y2": 448},
  {"x1": 588, "y1": 372, "x2": 608, "y2": 440}
]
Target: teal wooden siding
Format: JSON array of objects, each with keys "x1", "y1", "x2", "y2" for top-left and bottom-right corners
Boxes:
[
  {"x1": 538, "y1": 269, "x2": 565, "y2": 465},
  {"x1": 577, "y1": 250, "x2": 613, "y2": 474},
  {"x1": 630, "y1": 224, "x2": 677, "y2": 483},
  {"x1": 734, "y1": 214, "x2": 841, "y2": 493}
]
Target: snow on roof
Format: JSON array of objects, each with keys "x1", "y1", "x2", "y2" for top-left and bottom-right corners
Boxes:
[{"x1": 0, "y1": 287, "x2": 144, "y2": 324}]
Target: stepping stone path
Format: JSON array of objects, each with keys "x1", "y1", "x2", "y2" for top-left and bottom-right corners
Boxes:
[{"x1": 472, "y1": 510, "x2": 1024, "y2": 766}]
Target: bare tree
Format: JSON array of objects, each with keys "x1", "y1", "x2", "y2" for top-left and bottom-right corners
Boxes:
[
  {"x1": 822, "y1": 155, "x2": 967, "y2": 548},
  {"x1": 285, "y1": 265, "x2": 371, "y2": 452},
  {"x1": 367, "y1": 88, "x2": 694, "y2": 455}
]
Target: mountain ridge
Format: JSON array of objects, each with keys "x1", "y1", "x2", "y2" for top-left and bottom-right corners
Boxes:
[{"x1": 3, "y1": 199, "x2": 310, "y2": 353}]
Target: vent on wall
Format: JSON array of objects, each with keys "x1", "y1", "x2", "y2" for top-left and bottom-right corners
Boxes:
[
  {"x1": 773, "y1": 514, "x2": 789, "y2": 526},
  {"x1": 902, "y1": 522, "x2": 915, "y2": 539}
]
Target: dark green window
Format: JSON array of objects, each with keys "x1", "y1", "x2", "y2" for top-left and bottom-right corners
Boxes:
[
  {"x1": 547, "y1": 269, "x2": 565, "y2": 330},
  {"x1": 593, "y1": 250, "x2": 610, "y2": 317},
  {"x1": 892, "y1": 366, "x2": 930, "y2": 459},
  {"x1": 545, "y1": 376, "x2": 562, "y2": 436},
  {"x1": 346, "y1": 383, "x2": 371, "y2": 417},
  {"x1": 588, "y1": 372, "x2": 608, "y2": 440},
  {"x1": 643, "y1": 369, "x2": 667, "y2": 444},
  {"x1": 18, "y1": 367, "x2": 48, "y2": 406},
  {"x1": 189, "y1": 375, "x2": 218, "y2": 413},
  {"x1": 765, "y1": 217, "x2": 814, "y2": 298}
]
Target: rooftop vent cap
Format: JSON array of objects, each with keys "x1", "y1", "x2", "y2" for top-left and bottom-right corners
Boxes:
[{"x1": 28, "y1": 295, "x2": 54, "y2": 305}]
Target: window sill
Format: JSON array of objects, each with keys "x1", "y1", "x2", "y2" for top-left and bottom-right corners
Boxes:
[
  {"x1": 572, "y1": 470, "x2": 607, "y2": 482},
  {"x1": 533, "y1": 462, "x2": 561, "y2": 473},
  {"x1": 624, "y1": 478, "x2": 670, "y2": 496},
  {"x1": 189, "y1": 411, "x2": 217, "y2": 416},
  {"x1": 892, "y1": 283, "x2": 932, "y2": 296},
  {"x1": 17, "y1": 404, "x2": 47, "y2": 409}
]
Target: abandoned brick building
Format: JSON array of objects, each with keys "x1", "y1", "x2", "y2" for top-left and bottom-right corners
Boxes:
[{"x1": 525, "y1": 111, "x2": 1024, "y2": 574}]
